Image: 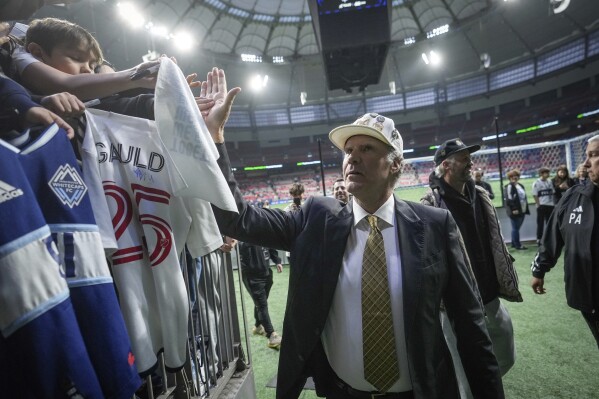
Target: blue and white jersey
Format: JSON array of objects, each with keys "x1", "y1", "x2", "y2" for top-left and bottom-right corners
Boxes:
[
  {"x1": 0, "y1": 138, "x2": 104, "y2": 399},
  {"x1": 16, "y1": 124, "x2": 141, "y2": 398}
]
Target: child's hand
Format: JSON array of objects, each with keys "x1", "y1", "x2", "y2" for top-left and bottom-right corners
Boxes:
[
  {"x1": 23, "y1": 107, "x2": 75, "y2": 139},
  {"x1": 40, "y1": 92, "x2": 85, "y2": 119},
  {"x1": 130, "y1": 60, "x2": 161, "y2": 88},
  {"x1": 186, "y1": 73, "x2": 201, "y2": 89}
]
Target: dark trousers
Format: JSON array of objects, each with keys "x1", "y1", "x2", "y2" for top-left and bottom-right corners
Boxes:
[
  {"x1": 509, "y1": 214, "x2": 525, "y2": 248},
  {"x1": 242, "y1": 269, "x2": 274, "y2": 335},
  {"x1": 581, "y1": 311, "x2": 599, "y2": 350},
  {"x1": 536, "y1": 205, "x2": 554, "y2": 240}
]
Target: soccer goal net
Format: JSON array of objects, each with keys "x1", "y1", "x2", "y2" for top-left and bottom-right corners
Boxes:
[{"x1": 399, "y1": 131, "x2": 597, "y2": 187}]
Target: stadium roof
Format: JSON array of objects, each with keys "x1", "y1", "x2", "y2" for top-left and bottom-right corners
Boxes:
[
  {"x1": 27, "y1": 0, "x2": 599, "y2": 163},
  {"x1": 31, "y1": 0, "x2": 599, "y2": 107}
]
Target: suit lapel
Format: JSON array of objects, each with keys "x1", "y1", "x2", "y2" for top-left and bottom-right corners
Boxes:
[
  {"x1": 322, "y1": 201, "x2": 353, "y2": 305},
  {"x1": 394, "y1": 198, "x2": 425, "y2": 341}
]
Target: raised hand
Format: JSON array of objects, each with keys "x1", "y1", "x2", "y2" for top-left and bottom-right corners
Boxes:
[{"x1": 199, "y1": 67, "x2": 241, "y2": 143}]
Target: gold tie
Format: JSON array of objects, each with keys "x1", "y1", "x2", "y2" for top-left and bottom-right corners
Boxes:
[{"x1": 362, "y1": 215, "x2": 399, "y2": 393}]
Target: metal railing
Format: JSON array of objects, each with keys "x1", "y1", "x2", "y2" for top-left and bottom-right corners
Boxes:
[{"x1": 139, "y1": 246, "x2": 254, "y2": 399}]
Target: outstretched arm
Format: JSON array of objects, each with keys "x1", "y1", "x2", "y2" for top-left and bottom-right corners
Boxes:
[{"x1": 20, "y1": 58, "x2": 161, "y2": 101}]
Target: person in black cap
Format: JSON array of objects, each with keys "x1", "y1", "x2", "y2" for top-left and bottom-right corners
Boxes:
[{"x1": 422, "y1": 138, "x2": 522, "y2": 399}]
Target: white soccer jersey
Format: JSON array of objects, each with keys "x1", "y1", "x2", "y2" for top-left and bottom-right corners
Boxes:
[
  {"x1": 82, "y1": 109, "x2": 192, "y2": 374},
  {"x1": 184, "y1": 197, "x2": 224, "y2": 258},
  {"x1": 154, "y1": 58, "x2": 237, "y2": 212}
]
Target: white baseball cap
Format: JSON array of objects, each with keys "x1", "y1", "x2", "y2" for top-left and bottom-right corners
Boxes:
[{"x1": 329, "y1": 113, "x2": 403, "y2": 156}]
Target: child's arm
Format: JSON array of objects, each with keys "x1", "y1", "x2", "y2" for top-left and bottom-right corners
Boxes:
[
  {"x1": 20, "y1": 59, "x2": 160, "y2": 101},
  {"x1": 0, "y1": 77, "x2": 75, "y2": 138}
]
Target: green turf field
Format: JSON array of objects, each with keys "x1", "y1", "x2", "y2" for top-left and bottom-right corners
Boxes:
[{"x1": 233, "y1": 243, "x2": 599, "y2": 399}]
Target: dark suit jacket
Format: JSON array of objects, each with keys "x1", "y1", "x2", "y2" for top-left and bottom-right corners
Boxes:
[{"x1": 211, "y1": 144, "x2": 504, "y2": 399}]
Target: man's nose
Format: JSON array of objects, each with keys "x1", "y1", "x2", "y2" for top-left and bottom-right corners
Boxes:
[
  {"x1": 346, "y1": 152, "x2": 359, "y2": 163},
  {"x1": 80, "y1": 63, "x2": 93, "y2": 74}
]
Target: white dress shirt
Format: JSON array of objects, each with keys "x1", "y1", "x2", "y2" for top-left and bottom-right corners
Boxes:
[{"x1": 321, "y1": 194, "x2": 412, "y2": 392}]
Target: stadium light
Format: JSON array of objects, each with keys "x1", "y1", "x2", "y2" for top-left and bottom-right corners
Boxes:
[
  {"x1": 482, "y1": 133, "x2": 507, "y2": 141},
  {"x1": 149, "y1": 23, "x2": 168, "y2": 39},
  {"x1": 389, "y1": 81, "x2": 396, "y2": 95},
  {"x1": 244, "y1": 164, "x2": 282, "y2": 171},
  {"x1": 480, "y1": 53, "x2": 491, "y2": 69},
  {"x1": 516, "y1": 120, "x2": 559, "y2": 134},
  {"x1": 577, "y1": 108, "x2": 599, "y2": 118},
  {"x1": 300, "y1": 91, "x2": 307, "y2": 105},
  {"x1": 250, "y1": 74, "x2": 269, "y2": 92},
  {"x1": 117, "y1": 2, "x2": 145, "y2": 29},
  {"x1": 426, "y1": 24, "x2": 449, "y2": 39},
  {"x1": 172, "y1": 31, "x2": 194, "y2": 51},
  {"x1": 297, "y1": 160, "x2": 321, "y2": 166},
  {"x1": 241, "y1": 54, "x2": 262, "y2": 63},
  {"x1": 422, "y1": 50, "x2": 442, "y2": 67}
]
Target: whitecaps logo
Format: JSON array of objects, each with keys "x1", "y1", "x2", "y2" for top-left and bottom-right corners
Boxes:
[{"x1": 48, "y1": 164, "x2": 88, "y2": 208}]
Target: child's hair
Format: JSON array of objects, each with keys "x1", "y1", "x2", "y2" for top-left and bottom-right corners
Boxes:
[
  {"x1": 506, "y1": 169, "x2": 521, "y2": 179},
  {"x1": 26, "y1": 18, "x2": 103, "y2": 65}
]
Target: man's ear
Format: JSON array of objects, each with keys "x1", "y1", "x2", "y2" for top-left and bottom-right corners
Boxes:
[
  {"x1": 441, "y1": 159, "x2": 451, "y2": 171},
  {"x1": 26, "y1": 42, "x2": 45, "y2": 60},
  {"x1": 390, "y1": 158, "x2": 402, "y2": 173}
]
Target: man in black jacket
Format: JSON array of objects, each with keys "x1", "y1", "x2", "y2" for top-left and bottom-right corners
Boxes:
[
  {"x1": 422, "y1": 139, "x2": 522, "y2": 399},
  {"x1": 239, "y1": 239, "x2": 283, "y2": 349},
  {"x1": 532, "y1": 134, "x2": 599, "y2": 348}
]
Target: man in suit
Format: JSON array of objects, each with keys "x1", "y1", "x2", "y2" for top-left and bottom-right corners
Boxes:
[{"x1": 200, "y1": 68, "x2": 503, "y2": 399}]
